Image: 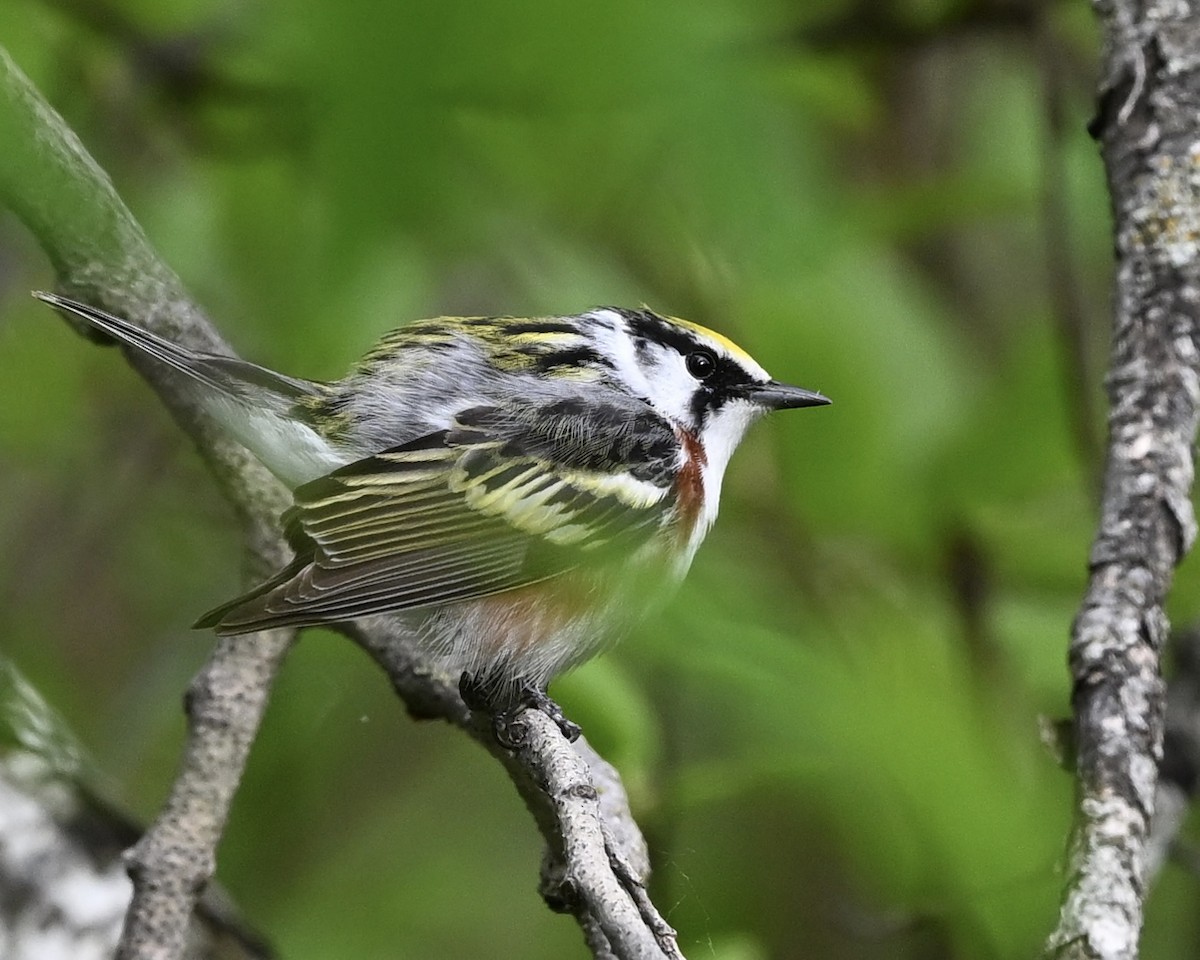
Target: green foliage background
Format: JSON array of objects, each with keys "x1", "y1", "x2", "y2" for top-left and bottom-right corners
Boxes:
[{"x1": 2, "y1": 1, "x2": 1199, "y2": 958}]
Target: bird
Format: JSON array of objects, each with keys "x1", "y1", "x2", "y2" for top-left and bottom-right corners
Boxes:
[{"x1": 35, "y1": 292, "x2": 828, "y2": 740}]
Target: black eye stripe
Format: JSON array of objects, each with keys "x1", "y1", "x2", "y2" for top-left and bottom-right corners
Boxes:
[{"x1": 616, "y1": 308, "x2": 757, "y2": 424}]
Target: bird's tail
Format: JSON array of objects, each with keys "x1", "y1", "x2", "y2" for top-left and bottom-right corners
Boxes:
[
  {"x1": 34, "y1": 292, "x2": 317, "y2": 404},
  {"x1": 34, "y1": 292, "x2": 342, "y2": 486}
]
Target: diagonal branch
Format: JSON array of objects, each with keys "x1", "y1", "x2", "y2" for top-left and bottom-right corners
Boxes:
[
  {"x1": 1044, "y1": 4, "x2": 1200, "y2": 959},
  {"x1": 351, "y1": 620, "x2": 682, "y2": 960},
  {"x1": 0, "y1": 42, "x2": 298, "y2": 960},
  {"x1": 0, "y1": 44, "x2": 676, "y2": 960}
]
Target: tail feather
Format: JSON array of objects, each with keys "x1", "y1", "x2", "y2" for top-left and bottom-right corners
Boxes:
[
  {"x1": 33, "y1": 292, "x2": 319, "y2": 403},
  {"x1": 35, "y1": 291, "x2": 343, "y2": 486}
]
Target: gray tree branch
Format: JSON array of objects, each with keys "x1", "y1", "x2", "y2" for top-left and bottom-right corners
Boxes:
[
  {"x1": 1044, "y1": 4, "x2": 1200, "y2": 959},
  {"x1": 0, "y1": 44, "x2": 677, "y2": 960}
]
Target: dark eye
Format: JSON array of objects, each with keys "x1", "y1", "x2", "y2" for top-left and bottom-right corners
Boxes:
[{"x1": 686, "y1": 349, "x2": 717, "y2": 381}]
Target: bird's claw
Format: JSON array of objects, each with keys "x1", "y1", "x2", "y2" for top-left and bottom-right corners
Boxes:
[{"x1": 517, "y1": 685, "x2": 582, "y2": 742}]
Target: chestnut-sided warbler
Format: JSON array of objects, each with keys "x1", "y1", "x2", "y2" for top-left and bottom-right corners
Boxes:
[{"x1": 36, "y1": 293, "x2": 828, "y2": 738}]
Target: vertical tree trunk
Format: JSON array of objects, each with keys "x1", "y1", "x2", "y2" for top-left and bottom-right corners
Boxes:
[{"x1": 1046, "y1": 4, "x2": 1200, "y2": 958}]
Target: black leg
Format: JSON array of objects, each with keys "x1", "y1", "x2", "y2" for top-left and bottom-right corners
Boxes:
[{"x1": 458, "y1": 670, "x2": 494, "y2": 713}]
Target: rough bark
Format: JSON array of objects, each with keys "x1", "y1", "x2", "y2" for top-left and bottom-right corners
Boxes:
[
  {"x1": 1045, "y1": 4, "x2": 1200, "y2": 958},
  {"x1": 0, "y1": 45, "x2": 677, "y2": 960}
]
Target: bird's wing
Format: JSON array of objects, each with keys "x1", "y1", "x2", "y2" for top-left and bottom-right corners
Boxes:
[{"x1": 196, "y1": 398, "x2": 680, "y2": 633}]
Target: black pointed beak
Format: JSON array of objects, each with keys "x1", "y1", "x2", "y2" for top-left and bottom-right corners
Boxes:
[{"x1": 748, "y1": 380, "x2": 831, "y2": 410}]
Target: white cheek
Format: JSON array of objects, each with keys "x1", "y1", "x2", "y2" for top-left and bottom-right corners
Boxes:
[{"x1": 700, "y1": 398, "x2": 758, "y2": 487}]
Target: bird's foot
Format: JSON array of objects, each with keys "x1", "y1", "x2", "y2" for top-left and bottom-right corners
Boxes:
[
  {"x1": 458, "y1": 672, "x2": 581, "y2": 745},
  {"x1": 514, "y1": 682, "x2": 581, "y2": 743}
]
